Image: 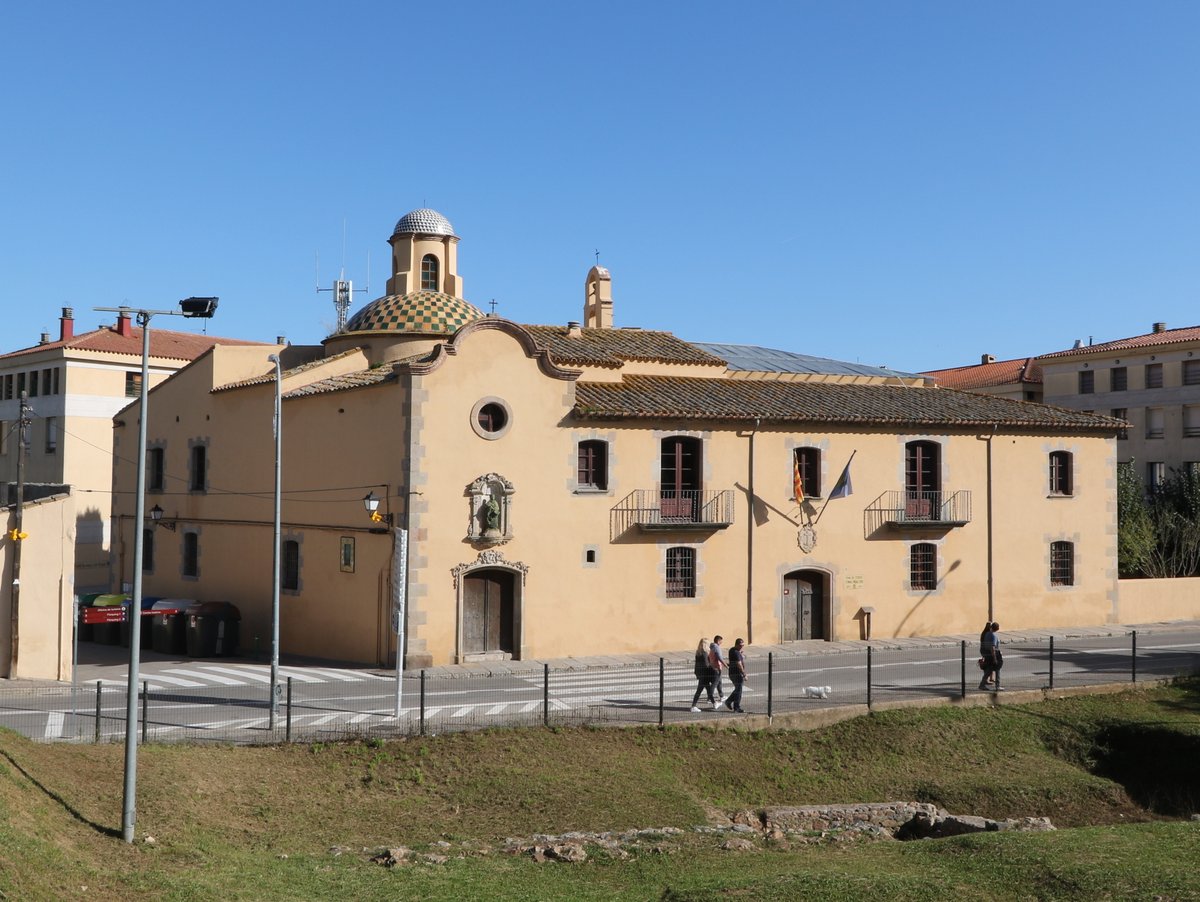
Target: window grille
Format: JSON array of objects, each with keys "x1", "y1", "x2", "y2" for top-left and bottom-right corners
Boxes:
[
  {"x1": 910, "y1": 543, "x2": 937, "y2": 590},
  {"x1": 1050, "y1": 541, "x2": 1074, "y2": 586},
  {"x1": 665, "y1": 547, "x2": 696, "y2": 598}
]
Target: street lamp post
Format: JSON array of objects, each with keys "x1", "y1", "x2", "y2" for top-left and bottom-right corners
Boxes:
[
  {"x1": 267, "y1": 354, "x2": 282, "y2": 729},
  {"x1": 95, "y1": 298, "x2": 217, "y2": 845}
]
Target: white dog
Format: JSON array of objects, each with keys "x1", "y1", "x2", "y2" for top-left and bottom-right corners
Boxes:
[{"x1": 803, "y1": 686, "x2": 832, "y2": 699}]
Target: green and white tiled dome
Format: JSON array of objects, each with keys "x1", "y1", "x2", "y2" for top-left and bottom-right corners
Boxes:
[{"x1": 343, "y1": 290, "x2": 484, "y2": 335}]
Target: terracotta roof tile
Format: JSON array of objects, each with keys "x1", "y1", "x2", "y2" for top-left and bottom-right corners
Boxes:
[
  {"x1": 573, "y1": 376, "x2": 1120, "y2": 432},
  {"x1": 524, "y1": 325, "x2": 726, "y2": 368},
  {"x1": 0, "y1": 325, "x2": 263, "y2": 363},
  {"x1": 282, "y1": 367, "x2": 396, "y2": 398},
  {"x1": 213, "y1": 348, "x2": 363, "y2": 392},
  {"x1": 922, "y1": 357, "x2": 1042, "y2": 389},
  {"x1": 1039, "y1": 325, "x2": 1200, "y2": 359}
]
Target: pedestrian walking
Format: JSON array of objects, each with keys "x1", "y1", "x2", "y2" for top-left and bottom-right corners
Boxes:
[
  {"x1": 724, "y1": 638, "x2": 747, "y2": 712},
  {"x1": 708, "y1": 635, "x2": 728, "y2": 708},
  {"x1": 689, "y1": 638, "x2": 717, "y2": 712},
  {"x1": 978, "y1": 621, "x2": 1001, "y2": 691}
]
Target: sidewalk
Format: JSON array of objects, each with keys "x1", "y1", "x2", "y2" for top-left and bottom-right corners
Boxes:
[
  {"x1": 10, "y1": 619, "x2": 1199, "y2": 689},
  {"x1": 408, "y1": 619, "x2": 1200, "y2": 681}
]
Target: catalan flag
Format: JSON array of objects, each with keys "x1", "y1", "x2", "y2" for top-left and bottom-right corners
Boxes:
[{"x1": 793, "y1": 453, "x2": 805, "y2": 504}]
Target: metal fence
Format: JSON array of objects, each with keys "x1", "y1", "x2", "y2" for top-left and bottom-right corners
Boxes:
[{"x1": 2, "y1": 630, "x2": 1198, "y2": 746}]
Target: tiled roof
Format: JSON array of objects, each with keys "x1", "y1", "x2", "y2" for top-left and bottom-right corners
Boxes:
[
  {"x1": 0, "y1": 325, "x2": 263, "y2": 362},
  {"x1": 525, "y1": 325, "x2": 727, "y2": 369},
  {"x1": 922, "y1": 357, "x2": 1042, "y2": 389},
  {"x1": 573, "y1": 376, "x2": 1121, "y2": 431},
  {"x1": 282, "y1": 367, "x2": 396, "y2": 398},
  {"x1": 213, "y1": 348, "x2": 363, "y2": 392},
  {"x1": 343, "y1": 291, "x2": 484, "y2": 335},
  {"x1": 1039, "y1": 325, "x2": 1200, "y2": 359}
]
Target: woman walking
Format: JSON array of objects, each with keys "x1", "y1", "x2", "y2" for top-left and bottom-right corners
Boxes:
[{"x1": 690, "y1": 638, "x2": 717, "y2": 712}]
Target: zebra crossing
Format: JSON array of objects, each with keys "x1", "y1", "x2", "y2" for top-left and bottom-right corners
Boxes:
[{"x1": 90, "y1": 662, "x2": 395, "y2": 691}]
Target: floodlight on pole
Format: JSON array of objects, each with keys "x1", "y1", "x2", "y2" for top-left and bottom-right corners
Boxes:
[
  {"x1": 267, "y1": 353, "x2": 282, "y2": 730},
  {"x1": 94, "y1": 297, "x2": 217, "y2": 845}
]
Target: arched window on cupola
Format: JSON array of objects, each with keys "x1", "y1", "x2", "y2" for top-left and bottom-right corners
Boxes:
[{"x1": 421, "y1": 254, "x2": 440, "y2": 291}]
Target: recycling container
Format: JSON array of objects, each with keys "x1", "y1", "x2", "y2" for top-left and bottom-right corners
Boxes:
[
  {"x1": 151, "y1": 599, "x2": 198, "y2": 655},
  {"x1": 120, "y1": 597, "x2": 162, "y2": 649},
  {"x1": 91, "y1": 594, "x2": 129, "y2": 646},
  {"x1": 186, "y1": 601, "x2": 241, "y2": 658},
  {"x1": 76, "y1": 593, "x2": 102, "y2": 643}
]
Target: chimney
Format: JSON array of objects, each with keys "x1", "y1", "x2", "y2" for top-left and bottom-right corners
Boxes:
[
  {"x1": 981, "y1": 354, "x2": 995, "y2": 365},
  {"x1": 39, "y1": 331, "x2": 50, "y2": 345},
  {"x1": 276, "y1": 335, "x2": 287, "y2": 345},
  {"x1": 1072, "y1": 339, "x2": 1084, "y2": 349},
  {"x1": 59, "y1": 307, "x2": 74, "y2": 341},
  {"x1": 567, "y1": 321, "x2": 582, "y2": 338},
  {"x1": 1153, "y1": 322, "x2": 1167, "y2": 333},
  {"x1": 116, "y1": 311, "x2": 133, "y2": 338}
]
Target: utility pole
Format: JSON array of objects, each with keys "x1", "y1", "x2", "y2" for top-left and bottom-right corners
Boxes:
[{"x1": 8, "y1": 394, "x2": 31, "y2": 676}]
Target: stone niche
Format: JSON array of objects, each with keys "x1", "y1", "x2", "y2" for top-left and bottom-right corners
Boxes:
[{"x1": 465, "y1": 473, "x2": 514, "y2": 546}]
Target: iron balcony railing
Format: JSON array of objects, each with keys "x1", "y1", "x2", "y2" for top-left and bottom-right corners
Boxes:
[
  {"x1": 611, "y1": 489, "x2": 735, "y2": 534},
  {"x1": 877, "y1": 490, "x2": 972, "y2": 527}
]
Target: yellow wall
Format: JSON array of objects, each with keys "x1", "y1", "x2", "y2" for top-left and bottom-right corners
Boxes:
[
  {"x1": 1, "y1": 493, "x2": 76, "y2": 680},
  {"x1": 1117, "y1": 577, "x2": 1200, "y2": 622}
]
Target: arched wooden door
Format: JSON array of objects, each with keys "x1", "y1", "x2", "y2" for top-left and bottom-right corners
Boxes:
[
  {"x1": 782, "y1": 569, "x2": 829, "y2": 641},
  {"x1": 462, "y1": 569, "x2": 515, "y2": 655}
]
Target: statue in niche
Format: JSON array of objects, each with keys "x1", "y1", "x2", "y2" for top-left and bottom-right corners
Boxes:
[
  {"x1": 466, "y1": 473, "x2": 515, "y2": 545},
  {"x1": 483, "y1": 496, "x2": 502, "y2": 536}
]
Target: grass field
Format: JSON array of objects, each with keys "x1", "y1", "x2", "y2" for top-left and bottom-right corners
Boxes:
[{"x1": 1, "y1": 680, "x2": 1198, "y2": 900}]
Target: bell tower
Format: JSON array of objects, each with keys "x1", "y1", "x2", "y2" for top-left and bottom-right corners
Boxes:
[
  {"x1": 583, "y1": 265, "x2": 612, "y2": 329},
  {"x1": 386, "y1": 208, "x2": 464, "y2": 298}
]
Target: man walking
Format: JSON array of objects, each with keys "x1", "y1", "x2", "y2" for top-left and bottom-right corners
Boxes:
[
  {"x1": 708, "y1": 636, "x2": 728, "y2": 709},
  {"x1": 978, "y1": 621, "x2": 1001, "y2": 691},
  {"x1": 724, "y1": 638, "x2": 747, "y2": 712}
]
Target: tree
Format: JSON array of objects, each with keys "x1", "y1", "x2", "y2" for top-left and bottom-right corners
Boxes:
[
  {"x1": 1117, "y1": 462, "x2": 1156, "y2": 577},
  {"x1": 1119, "y1": 462, "x2": 1200, "y2": 578}
]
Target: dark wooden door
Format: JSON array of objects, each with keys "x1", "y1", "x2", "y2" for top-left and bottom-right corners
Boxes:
[
  {"x1": 463, "y1": 571, "x2": 514, "y2": 654},
  {"x1": 783, "y1": 571, "x2": 825, "y2": 641}
]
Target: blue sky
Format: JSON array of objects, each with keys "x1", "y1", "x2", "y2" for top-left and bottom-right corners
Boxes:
[{"x1": 3, "y1": 2, "x2": 1197, "y2": 373}]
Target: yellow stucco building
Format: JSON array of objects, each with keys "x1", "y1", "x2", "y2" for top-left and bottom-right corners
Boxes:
[{"x1": 110, "y1": 209, "x2": 1123, "y2": 668}]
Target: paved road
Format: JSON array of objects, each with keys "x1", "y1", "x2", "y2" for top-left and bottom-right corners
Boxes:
[{"x1": 2, "y1": 627, "x2": 1198, "y2": 744}]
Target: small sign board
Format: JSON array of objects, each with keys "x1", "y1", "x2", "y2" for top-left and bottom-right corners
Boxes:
[
  {"x1": 844, "y1": 574, "x2": 864, "y2": 590},
  {"x1": 82, "y1": 607, "x2": 127, "y2": 625}
]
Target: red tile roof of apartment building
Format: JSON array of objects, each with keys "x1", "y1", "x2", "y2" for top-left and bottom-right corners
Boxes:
[
  {"x1": 921, "y1": 357, "x2": 1042, "y2": 390},
  {"x1": 0, "y1": 322, "x2": 265, "y2": 363},
  {"x1": 1038, "y1": 324, "x2": 1200, "y2": 359}
]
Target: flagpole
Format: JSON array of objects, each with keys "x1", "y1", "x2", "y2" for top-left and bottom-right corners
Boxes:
[{"x1": 814, "y1": 449, "x2": 857, "y2": 526}]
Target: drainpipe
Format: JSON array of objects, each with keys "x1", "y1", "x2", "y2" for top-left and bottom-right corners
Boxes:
[
  {"x1": 986, "y1": 425, "x2": 996, "y2": 622},
  {"x1": 746, "y1": 418, "x2": 760, "y2": 645}
]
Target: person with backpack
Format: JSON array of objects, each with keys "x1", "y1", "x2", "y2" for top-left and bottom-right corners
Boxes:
[{"x1": 689, "y1": 638, "x2": 718, "y2": 713}]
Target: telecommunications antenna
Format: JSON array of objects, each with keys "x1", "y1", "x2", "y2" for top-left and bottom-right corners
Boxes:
[{"x1": 317, "y1": 220, "x2": 370, "y2": 333}]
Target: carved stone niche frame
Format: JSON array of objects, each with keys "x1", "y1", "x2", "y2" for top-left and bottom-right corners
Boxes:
[{"x1": 465, "y1": 473, "x2": 515, "y2": 545}]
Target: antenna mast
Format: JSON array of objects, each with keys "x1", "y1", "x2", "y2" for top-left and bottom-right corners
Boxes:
[{"x1": 317, "y1": 219, "x2": 370, "y2": 333}]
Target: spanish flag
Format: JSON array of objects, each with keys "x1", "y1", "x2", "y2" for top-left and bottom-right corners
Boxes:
[{"x1": 793, "y1": 453, "x2": 805, "y2": 504}]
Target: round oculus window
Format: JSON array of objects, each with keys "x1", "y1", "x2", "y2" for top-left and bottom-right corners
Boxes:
[{"x1": 470, "y1": 398, "x2": 512, "y2": 440}]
